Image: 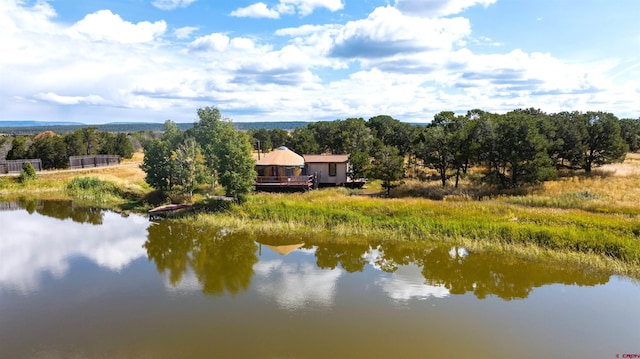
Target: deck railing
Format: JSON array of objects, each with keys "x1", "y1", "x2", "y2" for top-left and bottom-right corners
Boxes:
[{"x1": 255, "y1": 175, "x2": 314, "y2": 184}]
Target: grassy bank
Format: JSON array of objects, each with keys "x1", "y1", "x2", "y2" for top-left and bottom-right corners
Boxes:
[{"x1": 2, "y1": 152, "x2": 639, "y2": 276}]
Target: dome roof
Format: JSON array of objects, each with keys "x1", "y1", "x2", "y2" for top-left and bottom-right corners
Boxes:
[{"x1": 256, "y1": 146, "x2": 304, "y2": 166}]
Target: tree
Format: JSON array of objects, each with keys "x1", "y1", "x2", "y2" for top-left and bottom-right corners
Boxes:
[
  {"x1": 489, "y1": 111, "x2": 556, "y2": 187},
  {"x1": 29, "y1": 131, "x2": 68, "y2": 169},
  {"x1": 6, "y1": 136, "x2": 31, "y2": 160},
  {"x1": 347, "y1": 150, "x2": 370, "y2": 182},
  {"x1": 191, "y1": 106, "x2": 256, "y2": 197},
  {"x1": 620, "y1": 118, "x2": 640, "y2": 152},
  {"x1": 216, "y1": 130, "x2": 256, "y2": 198},
  {"x1": 582, "y1": 112, "x2": 628, "y2": 172},
  {"x1": 141, "y1": 139, "x2": 174, "y2": 191},
  {"x1": 369, "y1": 145, "x2": 405, "y2": 196},
  {"x1": 113, "y1": 133, "x2": 135, "y2": 159},
  {"x1": 269, "y1": 129, "x2": 289, "y2": 149},
  {"x1": 250, "y1": 128, "x2": 273, "y2": 152},
  {"x1": 173, "y1": 137, "x2": 205, "y2": 201},
  {"x1": 286, "y1": 126, "x2": 319, "y2": 154},
  {"x1": 418, "y1": 125, "x2": 452, "y2": 187}
]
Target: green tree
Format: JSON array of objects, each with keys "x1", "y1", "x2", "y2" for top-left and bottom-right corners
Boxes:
[
  {"x1": 217, "y1": 130, "x2": 256, "y2": 198},
  {"x1": 269, "y1": 128, "x2": 289, "y2": 149},
  {"x1": 172, "y1": 137, "x2": 205, "y2": 200},
  {"x1": 29, "y1": 131, "x2": 68, "y2": 169},
  {"x1": 250, "y1": 128, "x2": 273, "y2": 152},
  {"x1": 490, "y1": 111, "x2": 556, "y2": 187},
  {"x1": 191, "y1": 106, "x2": 256, "y2": 197},
  {"x1": 286, "y1": 126, "x2": 319, "y2": 154},
  {"x1": 6, "y1": 136, "x2": 31, "y2": 160},
  {"x1": 620, "y1": 118, "x2": 640, "y2": 152},
  {"x1": 369, "y1": 145, "x2": 405, "y2": 196},
  {"x1": 347, "y1": 150, "x2": 370, "y2": 182},
  {"x1": 582, "y1": 112, "x2": 628, "y2": 172},
  {"x1": 113, "y1": 133, "x2": 135, "y2": 159},
  {"x1": 141, "y1": 139, "x2": 174, "y2": 191}
]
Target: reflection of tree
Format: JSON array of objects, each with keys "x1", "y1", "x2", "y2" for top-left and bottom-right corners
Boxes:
[
  {"x1": 314, "y1": 242, "x2": 370, "y2": 273},
  {"x1": 375, "y1": 243, "x2": 610, "y2": 300},
  {"x1": 16, "y1": 198, "x2": 104, "y2": 224},
  {"x1": 144, "y1": 222, "x2": 258, "y2": 296}
]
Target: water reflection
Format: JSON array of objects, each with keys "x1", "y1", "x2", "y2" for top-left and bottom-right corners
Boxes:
[
  {"x1": 145, "y1": 224, "x2": 612, "y2": 301},
  {"x1": 5, "y1": 198, "x2": 104, "y2": 224},
  {"x1": 144, "y1": 221, "x2": 258, "y2": 296},
  {"x1": 0, "y1": 207, "x2": 148, "y2": 294}
]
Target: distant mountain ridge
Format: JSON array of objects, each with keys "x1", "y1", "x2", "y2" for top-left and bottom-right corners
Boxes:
[{"x1": 0, "y1": 121, "x2": 86, "y2": 127}]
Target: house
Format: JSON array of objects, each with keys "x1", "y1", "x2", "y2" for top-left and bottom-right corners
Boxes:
[
  {"x1": 254, "y1": 146, "x2": 315, "y2": 191},
  {"x1": 303, "y1": 154, "x2": 366, "y2": 188}
]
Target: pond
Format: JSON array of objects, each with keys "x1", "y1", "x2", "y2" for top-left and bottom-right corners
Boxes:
[{"x1": 1, "y1": 200, "x2": 639, "y2": 358}]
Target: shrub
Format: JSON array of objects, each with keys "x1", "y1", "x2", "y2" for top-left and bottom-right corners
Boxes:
[{"x1": 18, "y1": 162, "x2": 37, "y2": 183}]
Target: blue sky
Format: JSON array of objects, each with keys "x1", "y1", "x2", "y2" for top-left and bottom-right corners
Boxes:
[{"x1": 1, "y1": 0, "x2": 638, "y2": 124}]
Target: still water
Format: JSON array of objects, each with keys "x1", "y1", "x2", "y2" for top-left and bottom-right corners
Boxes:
[{"x1": 1, "y1": 200, "x2": 639, "y2": 358}]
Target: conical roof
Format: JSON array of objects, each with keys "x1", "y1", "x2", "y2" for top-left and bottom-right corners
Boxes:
[{"x1": 256, "y1": 146, "x2": 304, "y2": 166}]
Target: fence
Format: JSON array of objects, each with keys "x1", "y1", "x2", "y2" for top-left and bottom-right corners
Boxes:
[
  {"x1": 69, "y1": 155, "x2": 121, "y2": 169},
  {"x1": 0, "y1": 159, "x2": 43, "y2": 174}
]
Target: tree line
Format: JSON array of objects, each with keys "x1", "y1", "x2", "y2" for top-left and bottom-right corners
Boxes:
[
  {"x1": 4, "y1": 127, "x2": 135, "y2": 169},
  {"x1": 252, "y1": 108, "x2": 638, "y2": 192},
  {"x1": 142, "y1": 106, "x2": 639, "y2": 199}
]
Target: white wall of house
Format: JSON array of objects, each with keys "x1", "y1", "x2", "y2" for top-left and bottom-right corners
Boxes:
[{"x1": 306, "y1": 162, "x2": 348, "y2": 185}]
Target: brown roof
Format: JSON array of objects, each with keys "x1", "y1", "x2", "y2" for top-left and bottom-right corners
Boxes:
[
  {"x1": 256, "y1": 146, "x2": 305, "y2": 166},
  {"x1": 303, "y1": 154, "x2": 349, "y2": 163}
]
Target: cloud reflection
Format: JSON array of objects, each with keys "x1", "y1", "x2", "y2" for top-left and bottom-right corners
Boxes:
[
  {"x1": 376, "y1": 265, "x2": 450, "y2": 301},
  {"x1": 0, "y1": 210, "x2": 148, "y2": 293},
  {"x1": 254, "y1": 259, "x2": 343, "y2": 310}
]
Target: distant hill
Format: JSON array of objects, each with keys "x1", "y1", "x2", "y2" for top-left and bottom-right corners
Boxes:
[
  {"x1": 0, "y1": 121, "x2": 85, "y2": 127},
  {"x1": 0, "y1": 121, "x2": 311, "y2": 135}
]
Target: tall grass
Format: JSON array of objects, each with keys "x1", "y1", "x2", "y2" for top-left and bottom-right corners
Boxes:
[
  {"x1": 207, "y1": 189, "x2": 640, "y2": 266},
  {"x1": 65, "y1": 176, "x2": 142, "y2": 205}
]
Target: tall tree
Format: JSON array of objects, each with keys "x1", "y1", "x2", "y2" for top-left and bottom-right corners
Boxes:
[
  {"x1": 191, "y1": 106, "x2": 256, "y2": 197},
  {"x1": 216, "y1": 129, "x2": 256, "y2": 198},
  {"x1": 286, "y1": 126, "x2": 319, "y2": 154},
  {"x1": 269, "y1": 128, "x2": 289, "y2": 149},
  {"x1": 490, "y1": 111, "x2": 556, "y2": 187},
  {"x1": 173, "y1": 137, "x2": 205, "y2": 200},
  {"x1": 369, "y1": 145, "x2": 405, "y2": 196},
  {"x1": 582, "y1": 111, "x2": 628, "y2": 172},
  {"x1": 29, "y1": 131, "x2": 68, "y2": 169},
  {"x1": 141, "y1": 139, "x2": 174, "y2": 191}
]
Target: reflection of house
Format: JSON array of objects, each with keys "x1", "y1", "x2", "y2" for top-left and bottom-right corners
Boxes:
[
  {"x1": 303, "y1": 154, "x2": 366, "y2": 188},
  {"x1": 255, "y1": 146, "x2": 315, "y2": 191}
]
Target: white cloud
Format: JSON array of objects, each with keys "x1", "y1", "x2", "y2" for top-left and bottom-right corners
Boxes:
[
  {"x1": 152, "y1": 0, "x2": 197, "y2": 11},
  {"x1": 174, "y1": 26, "x2": 198, "y2": 39},
  {"x1": 67, "y1": 10, "x2": 166, "y2": 44},
  {"x1": 231, "y1": 0, "x2": 343, "y2": 19},
  {"x1": 35, "y1": 92, "x2": 108, "y2": 105},
  {"x1": 189, "y1": 32, "x2": 231, "y2": 52},
  {"x1": 230, "y1": 2, "x2": 280, "y2": 19},
  {"x1": 330, "y1": 7, "x2": 470, "y2": 58},
  {"x1": 278, "y1": 0, "x2": 344, "y2": 17},
  {"x1": 395, "y1": 0, "x2": 496, "y2": 16}
]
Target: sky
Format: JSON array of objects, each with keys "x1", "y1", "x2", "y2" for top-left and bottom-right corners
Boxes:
[{"x1": 1, "y1": 0, "x2": 639, "y2": 124}]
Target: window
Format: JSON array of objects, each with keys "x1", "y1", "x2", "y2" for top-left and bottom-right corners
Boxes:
[{"x1": 329, "y1": 163, "x2": 337, "y2": 177}]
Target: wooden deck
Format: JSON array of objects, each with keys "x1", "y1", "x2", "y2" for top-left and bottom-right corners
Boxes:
[{"x1": 255, "y1": 175, "x2": 315, "y2": 191}]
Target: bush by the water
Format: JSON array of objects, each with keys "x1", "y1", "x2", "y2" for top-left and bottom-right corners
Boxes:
[
  {"x1": 66, "y1": 177, "x2": 124, "y2": 203},
  {"x1": 18, "y1": 162, "x2": 37, "y2": 183}
]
